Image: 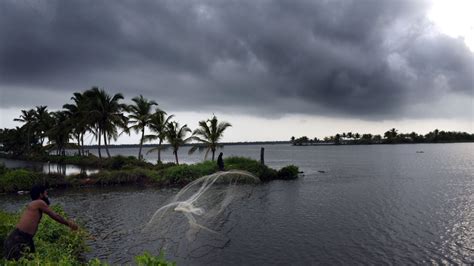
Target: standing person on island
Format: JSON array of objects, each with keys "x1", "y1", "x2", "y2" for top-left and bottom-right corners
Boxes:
[
  {"x1": 217, "y1": 152, "x2": 225, "y2": 171},
  {"x1": 3, "y1": 185, "x2": 78, "y2": 260}
]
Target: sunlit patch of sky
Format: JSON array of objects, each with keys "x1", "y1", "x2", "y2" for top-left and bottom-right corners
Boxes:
[{"x1": 428, "y1": 0, "x2": 474, "y2": 51}]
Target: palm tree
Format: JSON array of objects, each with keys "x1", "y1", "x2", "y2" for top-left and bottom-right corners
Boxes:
[
  {"x1": 189, "y1": 115, "x2": 232, "y2": 161},
  {"x1": 63, "y1": 92, "x2": 91, "y2": 156},
  {"x1": 347, "y1": 132, "x2": 353, "y2": 139},
  {"x1": 145, "y1": 109, "x2": 174, "y2": 163},
  {"x1": 46, "y1": 111, "x2": 72, "y2": 156},
  {"x1": 384, "y1": 128, "x2": 398, "y2": 140},
  {"x1": 33, "y1": 106, "x2": 52, "y2": 147},
  {"x1": 165, "y1": 121, "x2": 192, "y2": 165},
  {"x1": 14, "y1": 109, "x2": 36, "y2": 152},
  {"x1": 84, "y1": 87, "x2": 128, "y2": 159},
  {"x1": 128, "y1": 95, "x2": 157, "y2": 160},
  {"x1": 0, "y1": 127, "x2": 28, "y2": 155}
]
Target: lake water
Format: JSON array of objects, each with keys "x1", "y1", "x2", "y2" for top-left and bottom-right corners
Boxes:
[
  {"x1": 0, "y1": 158, "x2": 98, "y2": 175},
  {"x1": 1, "y1": 143, "x2": 473, "y2": 264}
]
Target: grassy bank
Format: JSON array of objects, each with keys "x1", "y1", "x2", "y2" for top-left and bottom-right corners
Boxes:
[
  {"x1": 0, "y1": 157, "x2": 299, "y2": 193},
  {"x1": 0, "y1": 153, "x2": 152, "y2": 170},
  {"x1": 0, "y1": 206, "x2": 174, "y2": 265}
]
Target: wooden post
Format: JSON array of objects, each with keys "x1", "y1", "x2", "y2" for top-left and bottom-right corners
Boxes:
[{"x1": 260, "y1": 147, "x2": 265, "y2": 165}]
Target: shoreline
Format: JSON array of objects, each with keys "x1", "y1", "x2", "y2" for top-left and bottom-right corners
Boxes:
[{"x1": 0, "y1": 156, "x2": 299, "y2": 194}]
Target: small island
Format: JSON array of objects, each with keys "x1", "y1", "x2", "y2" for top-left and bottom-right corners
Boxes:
[{"x1": 291, "y1": 128, "x2": 474, "y2": 146}]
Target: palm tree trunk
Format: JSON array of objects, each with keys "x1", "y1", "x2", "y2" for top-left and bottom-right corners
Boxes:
[
  {"x1": 138, "y1": 128, "x2": 144, "y2": 160},
  {"x1": 26, "y1": 126, "x2": 31, "y2": 152},
  {"x1": 157, "y1": 139, "x2": 162, "y2": 163},
  {"x1": 81, "y1": 133, "x2": 85, "y2": 156},
  {"x1": 97, "y1": 127, "x2": 102, "y2": 159},
  {"x1": 103, "y1": 131, "x2": 111, "y2": 158},
  {"x1": 212, "y1": 149, "x2": 216, "y2": 161},
  {"x1": 76, "y1": 133, "x2": 81, "y2": 156},
  {"x1": 174, "y1": 150, "x2": 179, "y2": 165}
]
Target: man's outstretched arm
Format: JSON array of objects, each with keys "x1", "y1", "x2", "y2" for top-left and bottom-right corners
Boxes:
[{"x1": 38, "y1": 201, "x2": 78, "y2": 230}]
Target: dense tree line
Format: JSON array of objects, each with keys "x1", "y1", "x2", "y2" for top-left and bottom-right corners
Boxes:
[
  {"x1": 0, "y1": 87, "x2": 231, "y2": 164},
  {"x1": 291, "y1": 128, "x2": 474, "y2": 145}
]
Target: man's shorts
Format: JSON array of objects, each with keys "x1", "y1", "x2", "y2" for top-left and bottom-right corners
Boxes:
[{"x1": 3, "y1": 228, "x2": 35, "y2": 260}]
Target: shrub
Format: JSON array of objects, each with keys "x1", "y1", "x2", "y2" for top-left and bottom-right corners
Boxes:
[
  {"x1": 224, "y1": 157, "x2": 277, "y2": 181},
  {"x1": 154, "y1": 162, "x2": 176, "y2": 171},
  {"x1": 135, "y1": 251, "x2": 176, "y2": 266},
  {"x1": 87, "y1": 168, "x2": 157, "y2": 186},
  {"x1": 277, "y1": 165, "x2": 299, "y2": 180},
  {"x1": 0, "y1": 169, "x2": 37, "y2": 192},
  {"x1": 108, "y1": 155, "x2": 127, "y2": 170},
  {"x1": 157, "y1": 161, "x2": 218, "y2": 184}
]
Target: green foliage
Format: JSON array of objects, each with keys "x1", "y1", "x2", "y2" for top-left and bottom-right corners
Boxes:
[
  {"x1": 0, "y1": 210, "x2": 18, "y2": 254},
  {"x1": 224, "y1": 157, "x2": 278, "y2": 181},
  {"x1": 157, "y1": 160, "x2": 218, "y2": 184},
  {"x1": 86, "y1": 168, "x2": 157, "y2": 186},
  {"x1": 277, "y1": 165, "x2": 299, "y2": 180},
  {"x1": 0, "y1": 206, "x2": 175, "y2": 265},
  {"x1": 0, "y1": 156, "x2": 298, "y2": 192},
  {"x1": 0, "y1": 169, "x2": 37, "y2": 192},
  {"x1": 0, "y1": 205, "x2": 88, "y2": 264},
  {"x1": 190, "y1": 115, "x2": 232, "y2": 161},
  {"x1": 135, "y1": 251, "x2": 176, "y2": 266},
  {"x1": 103, "y1": 155, "x2": 152, "y2": 170},
  {"x1": 154, "y1": 162, "x2": 176, "y2": 171},
  {"x1": 0, "y1": 169, "x2": 68, "y2": 193}
]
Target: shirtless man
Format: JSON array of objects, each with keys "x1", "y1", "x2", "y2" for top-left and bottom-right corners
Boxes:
[{"x1": 3, "y1": 185, "x2": 78, "y2": 260}]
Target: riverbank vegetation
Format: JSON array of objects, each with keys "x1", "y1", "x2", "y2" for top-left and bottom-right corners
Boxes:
[
  {"x1": 0, "y1": 206, "x2": 174, "y2": 265},
  {"x1": 291, "y1": 128, "x2": 474, "y2": 146},
  {"x1": 0, "y1": 156, "x2": 299, "y2": 193}
]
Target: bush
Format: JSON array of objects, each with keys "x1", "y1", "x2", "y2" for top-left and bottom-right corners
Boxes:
[
  {"x1": 154, "y1": 162, "x2": 176, "y2": 171},
  {"x1": 224, "y1": 157, "x2": 277, "y2": 181},
  {"x1": 277, "y1": 165, "x2": 299, "y2": 180},
  {"x1": 86, "y1": 168, "x2": 158, "y2": 186},
  {"x1": 108, "y1": 155, "x2": 127, "y2": 170},
  {"x1": 0, "y1": 169, "x2": 37, "y2": 192},
  {"x1": 157, "y1": 161, "x2": 218, "y2": 184},
  {"x1": 135, "y1": 251, "x2": 176, "y2": 266}
]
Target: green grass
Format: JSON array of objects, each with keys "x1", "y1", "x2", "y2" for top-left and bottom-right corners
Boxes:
[
  {"x1": 0, "y1": 206, "x2": 175, "y2": 265},
  {"x1": 0, "y1": 205, "x2": 88, "y2": 264}
]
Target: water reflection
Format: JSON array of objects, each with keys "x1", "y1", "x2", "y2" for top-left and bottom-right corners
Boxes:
[{"x1": 0, "y1": 158, "x2": 98, "y2": 175}]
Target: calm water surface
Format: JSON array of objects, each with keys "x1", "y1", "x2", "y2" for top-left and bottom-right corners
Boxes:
[
  {"x1": 0, "y1": 158, "x2": 98, "y2": 175},
  {"x1": 1, "y1": 143, "x2": 473, "y2": 265}
]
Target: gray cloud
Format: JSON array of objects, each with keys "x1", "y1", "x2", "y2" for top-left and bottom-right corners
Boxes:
[{"x1": 0, "y1": 0, "x2": 472, "y2": 120}]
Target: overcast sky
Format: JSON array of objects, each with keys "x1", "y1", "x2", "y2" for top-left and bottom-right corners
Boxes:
[{"x1": 0, "y1": 0, "x2": 473, "y2": 143}]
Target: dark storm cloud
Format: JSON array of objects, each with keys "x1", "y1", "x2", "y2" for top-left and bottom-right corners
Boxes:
[{"x1": 0, "y1": 0, "x2": 472, "y2": 119}]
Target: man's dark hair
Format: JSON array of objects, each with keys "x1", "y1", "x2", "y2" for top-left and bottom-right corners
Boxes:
[{"x1": 30, "y1": 185, "x2": 47, "y2": 200}]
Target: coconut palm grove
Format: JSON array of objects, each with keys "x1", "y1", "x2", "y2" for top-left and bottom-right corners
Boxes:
[{"x1": 1, "y1": 87, "x2": 235, "y2": 164}]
